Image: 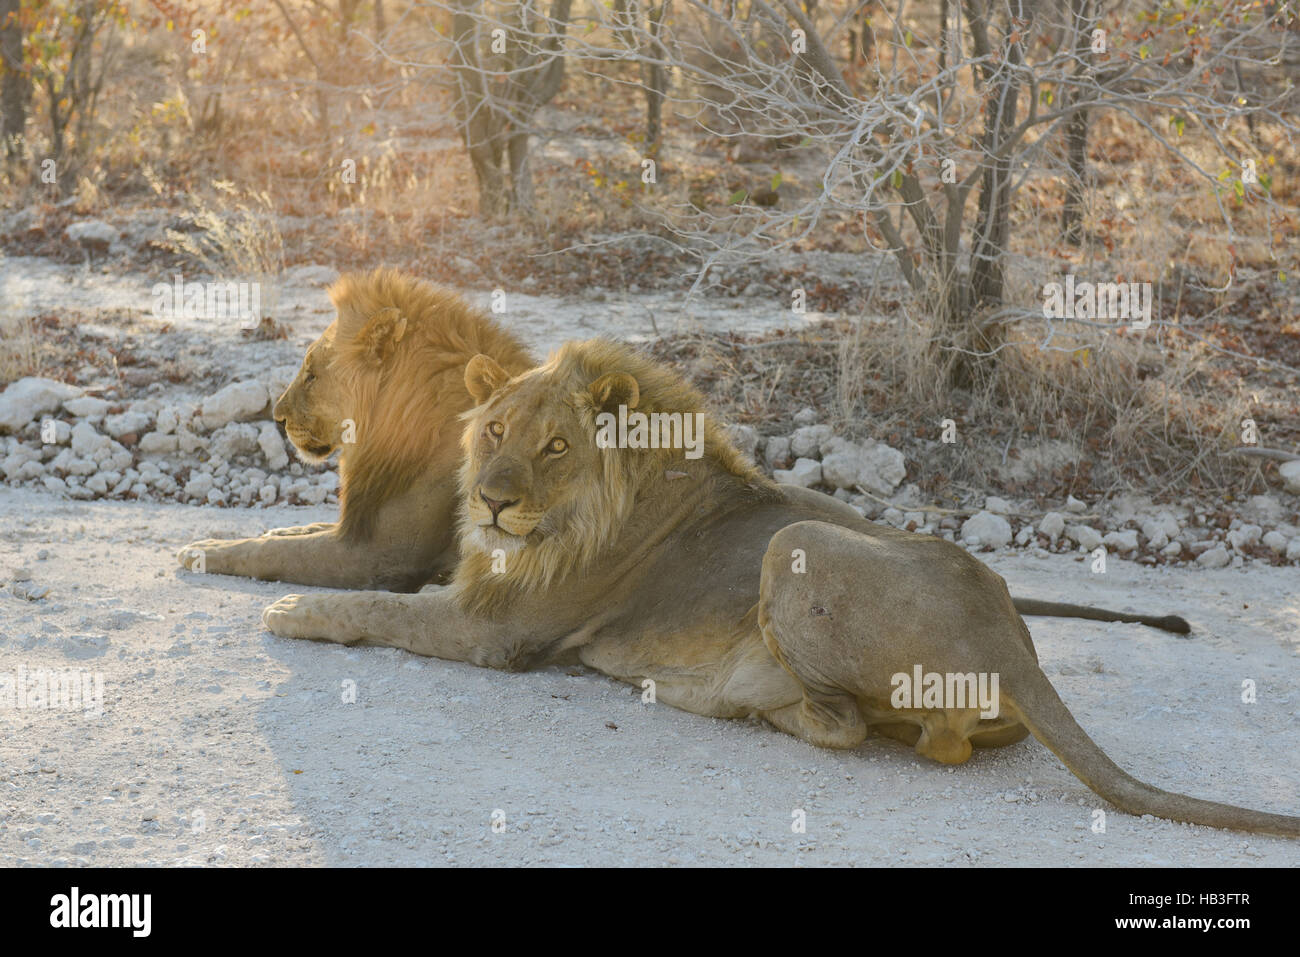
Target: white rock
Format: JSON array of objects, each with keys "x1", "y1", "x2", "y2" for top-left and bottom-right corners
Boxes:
[
  {"x1": 0, "y1": 445, "x2": 38, "y2": 478},
  {"x1": 1278, "y1": 460, "x2": 1300, "y2": 494},
  {"x1": 983, "y1": 496, "x2": 1013, "y2": 515},
  {"x1": 790, "y1": 425, "x2": 832, "y2": 458},
  {"x1": 1161, "y1": 541, "x2": 1182, "y2": 557},
  {"x1": 0, "y1": 377, "x2": 82, "y2": 432},
  {"x1": 792, "y1": 407, "x2": 818, "y2": 427},
  {"x1": 960, "y1": 511, "x2": 1013, "y2": 548},
  {"x1": 69, "y1": 421, "x2": 110, "y2": 459},
  {"x1": 725, "y1": 424, "x2": 759, "y2": 461},
  {"x1": 1064, "y1": 494, "x2": 1087, "y2": 513},
  {"x1": 1066, "y1": 525, "x2": 1103, "y2": 550},
  {"x1": 1196, "y1": 545, "x2": 1230, "y2": 568},
  {"x1": 65, "y1": 219, "x2": 117, "y2": 248},
  {"x1": 1038, "y1": 512, "x2": 1066, "y2": 539},
  {"x1": 184, "y1": 473, "x2": 215, "y2": 500},
  {"x1": 42, "y1": 475, "x2": 68, "y2": 494},
  {"x1": 85, "y1": 474, "x2": 109, "y2": 494},
  {"x1": 1014, "y1": 524, "x2": 1034, "y2": 546},
  {"x1": 1286, "y1": 539, "x2": 1300, "y2": 562},
  {"x1": 1261, "y1": 530, "x2": 1288, "y2": 554},
  {"x1": 298, "y1": 486, "x2": 328, "y2": 506},
  {"x1": 820, "y1": 437, "x2": 906, "y2": 495},
  {"x1": 1102, "y1": 529, "x2": 1139, "y2": 553},
  {"x1": 774, "y1": 457, "x2": 823, "y2": 488},
  {"x1": 39, "y1": 419, "x2": 72, "y2": 445},
  {"x1": 1141, "y1": 512, "x2": 1181, "y2": 544},
  {"x1": 63, "y1": 396, "x2": 110, "y2": 418},
  {"x1": 154, "y1": 406, "x2": 180, "y2": 435},
  {"x1": 1226, "y1": 524, "x2": 1262, "y2": 551},
  {"x1": 176, "y1": 428, "x2": 206, "y2": 454},
  {"x1": 318, "y1": 471, "x2": 339, "y2": 492},
  {"x1": 199, "y1": 380, "x2": 269, "y2": 430},
  {"x1": 258, "y1": 484, "x2": 277, "y2": 504},
  {"x1": 103, "y1": 410, "x2": 152, "y2": 438},
  {"x1": 206, "y1": 488, "x2": 227, "y2": 506},
  {"x1": 209, "y1": 422, "x2": 260, "y2": 459},
  {"x1": 763, "y1": 436, "x2": 791, "y2": 468},
  {"x1": 1242, "y1": 494, "x2": 1285, "y2": 524},
  {"x1": 138, "y1": 432, "x2": 178, "y2": 454}
]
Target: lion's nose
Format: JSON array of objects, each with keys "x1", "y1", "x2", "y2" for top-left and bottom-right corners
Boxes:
[{"x1": 479, "y1": 491, "x2": 516, "y2": 518}]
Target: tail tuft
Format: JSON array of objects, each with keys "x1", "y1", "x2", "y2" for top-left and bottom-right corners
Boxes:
[{"x1": 1153, "y1": 614, "x2": 1191, "y2": 635}]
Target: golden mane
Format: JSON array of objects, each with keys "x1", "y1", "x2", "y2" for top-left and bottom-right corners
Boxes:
[
  {"x1": 328, "y1": 268, "x2": 535, "y2": 540},
  {"x1": 453, "y1": 338, "x2": 776, "y2": 612}
]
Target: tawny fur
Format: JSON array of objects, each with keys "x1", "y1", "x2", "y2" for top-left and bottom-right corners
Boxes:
[{"x1": 177, "y1": 268, "x2": 534, "y2": 590}]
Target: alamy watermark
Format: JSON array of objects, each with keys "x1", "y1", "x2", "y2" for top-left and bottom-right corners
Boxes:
[
  {"x1": 890, "y1": 664, "x2": 1000, "y2": 719},
  {"x1": 595, "y1": 405, "x2": 705, "y2": 460},
  {"x1": 151, "y1": 273, "x2": 262, "y2": 326},
  {"x1": 1042, "y1": 275, "x2": 1152, "y2": 331},
  {"x1": 0, "y1": 666, "x2": 104, "y2": 718}
]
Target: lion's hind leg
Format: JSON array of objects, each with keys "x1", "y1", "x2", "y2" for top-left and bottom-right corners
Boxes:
[
  {"x1": 756, "y1": 523, "x2": 872, "y2": 751},
  {"x1": 759, "y1": 520, "x2": 1028, "y2": 763}
]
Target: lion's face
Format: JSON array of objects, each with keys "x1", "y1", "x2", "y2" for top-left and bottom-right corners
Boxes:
[
  {"x1": 460, "y1": 354, "x2": 637, "y2": 556},
  {"x1": 272, "y1": 330, "x2": 349, "y2": 462}
]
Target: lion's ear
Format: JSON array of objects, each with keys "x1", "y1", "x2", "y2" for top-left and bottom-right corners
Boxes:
[
  {"x1": 357, "y1": 307, "x2": 408, "y2": 363},
  {"x1": 588, "y1": 372, "x2": 639, "y2": 414},
  {"x1": 465, "y1": 354, "x2": 511, "y2": 404}
]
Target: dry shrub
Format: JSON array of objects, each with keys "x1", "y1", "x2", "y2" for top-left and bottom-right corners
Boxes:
[
  {"x1": 0, "y1": 314, "x2": 37, "y2": 386},
  {"x1": 835, "y1": 316, "x2": 1259, "y2": 498}
]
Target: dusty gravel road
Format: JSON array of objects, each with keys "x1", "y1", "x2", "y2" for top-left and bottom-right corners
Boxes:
[{"x1": 2, "y1": 487, "x2": 1297, "y2": 866}]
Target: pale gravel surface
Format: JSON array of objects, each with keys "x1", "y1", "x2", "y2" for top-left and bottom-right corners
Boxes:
[{"x1": 1, "y1": 487, "x2": 1297, "y2": 867}]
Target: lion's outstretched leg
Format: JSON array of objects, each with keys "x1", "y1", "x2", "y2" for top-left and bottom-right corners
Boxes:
[
  {"x1": 262, "y1": 588, "x2": 529, "y2": 670},
  {"x1": 178, "y1": 526, "x2": 446, "y2": 591},
  {"x1": 263, "y1": 522, "x2": 336, "y2": 537}
]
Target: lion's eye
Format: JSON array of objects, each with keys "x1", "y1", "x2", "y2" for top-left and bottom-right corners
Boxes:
[
  {"x1": 546, "y1": 437, "x2": 568, "y2": 455},
  {"x1": 488, "y1": 421, "x2": 505, "y2": 438},
  {"x1": 304, "y1": 371, "x2": 316, "y2": 385}
]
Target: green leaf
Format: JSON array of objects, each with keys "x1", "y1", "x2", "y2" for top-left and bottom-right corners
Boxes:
[
  {"x1": 728, "y1": 189, "x2": 747, "y2": 205},
  {"x1": 1139, "y1": 44, "x2": 1150, "y2": 59},
  {"x1": 1171, "y1": 115, "x2": 1185, "y2": 136},
  {"x1": 1233, "y1": 179, "x2": 1245, "y2": 199},
  {"x1": 770, "y1": 172, "x2": 783, "y2": 191},
  {"x1": 891, "y1": 169, "x2": 903, "y2": 189}
]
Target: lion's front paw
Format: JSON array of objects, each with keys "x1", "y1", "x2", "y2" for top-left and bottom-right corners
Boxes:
[
  {"x1": 177, "y1": 540, "x2": 221, "y2": 571},
  {"x1": 262, "y1": 594, "x2": 334, "y2": 640}
]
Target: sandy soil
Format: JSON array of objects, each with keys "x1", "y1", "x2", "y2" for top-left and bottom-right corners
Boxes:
[{"x1": 2, "y1": 486, "x2": 1297, "y2": 867}]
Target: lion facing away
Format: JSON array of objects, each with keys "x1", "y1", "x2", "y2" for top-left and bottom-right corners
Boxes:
[
  {"x1": 178, "y1": 268, "x2": 534, "y2": 591},
  {"x1": 262, "y1": 338, "x2": 1298, "y2": 837}
]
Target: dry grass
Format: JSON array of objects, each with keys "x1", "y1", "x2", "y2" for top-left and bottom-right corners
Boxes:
[{"x1": 0, "y1": 313, "x2": 37, "y2": 387}]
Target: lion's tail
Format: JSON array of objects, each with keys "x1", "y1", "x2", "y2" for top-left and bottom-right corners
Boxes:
[
  {"x1": 1003, "y1": 664, "x2": 1300, "y2": 837},
  {"x1": 1012, "y1": 597, "x2": 1190, "y2": 635}
]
